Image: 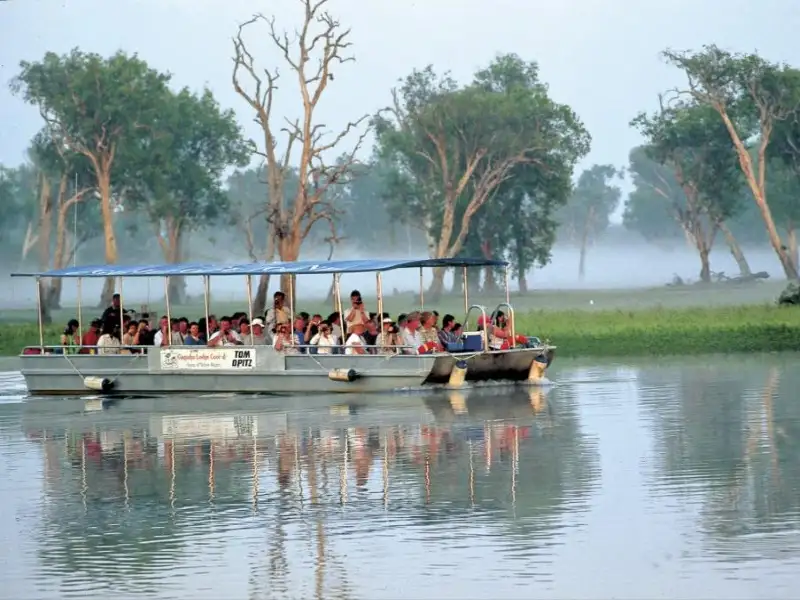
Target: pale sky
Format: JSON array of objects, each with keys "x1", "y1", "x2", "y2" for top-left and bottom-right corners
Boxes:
[{"x1": 1, "y1": 0, "x2": 799, "y2": 199}]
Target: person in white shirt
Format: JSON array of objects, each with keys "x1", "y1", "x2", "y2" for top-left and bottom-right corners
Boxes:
[
  {"x1": 273, "y1": 323, "x2": 298, "y2": 353},
  {"x1": 250, "y1": 318, "x2": 270, "y2": 345},
  {"x1": 97, "y1": 323, "x2": 122, "y2": 355},
  {"x1": 207, "y1": 316, "x2": 243, "y2": 346},
  {"x1": 309, "y1": 322, "x2": 338, "y2": 354},
  {"x1": 400, "y1": 311, "x2": 426, "y2": 355},
  {"x1": 344, "y1": 323, "x2": 367, "y2": 355},
  {"x1": 153, "y1": 316, "x2": 169, "y2": 347},
  {"x1": 343, "y1": 289, "x2": 369, "y2": 334}
]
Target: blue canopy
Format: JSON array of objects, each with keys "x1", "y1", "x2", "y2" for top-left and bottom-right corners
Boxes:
[{"x1": 12, "y1": 257, "x2": 508, "y2": 278}]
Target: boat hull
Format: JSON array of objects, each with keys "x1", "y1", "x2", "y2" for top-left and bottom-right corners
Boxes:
[{"x1": 18, "y1": 345, "x2": 555, "y2": 396}]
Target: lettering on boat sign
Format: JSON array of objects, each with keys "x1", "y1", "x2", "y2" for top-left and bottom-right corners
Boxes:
[{"x1": 160, "y1": 348, "x2": 255, "y2": 370}]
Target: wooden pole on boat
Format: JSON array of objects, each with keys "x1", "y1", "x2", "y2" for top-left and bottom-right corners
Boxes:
[
  {"x1": 376, "y1": 272, "x2": 384, "y2": 343},
  {"x1": 462, "y1": 266, "x2": 468, "y2": 316},
  {"x1": 288, "y1": 275, "x2": 295, "y2": 345},
  {"x1": 164, "y1": 276, "x2": 172, "y2": 344},
  {"x1": 504, "y1": 265, "x2": 510, "y2": 305},
  {"x1": 419, "y1": 267, "x2": 424, "y2": 309},
  {"x1": 334, "y1": 273, "x2": 344, "y2": 338},
  {"x1": 76, "y1": 277, "x2": 83, "y2": 345},
  {"x1": 118, "y1": 276, "x2": 125, "y2": 340},
  {"x1": 203, "y1": 275, "x2": 210, "y2": 337},
  {"x1": 246, "y1": 274, "x2": 254, "y2": 345},
  {"x1": 35, "y1": 276, "x2": 44, "y2": 351}
]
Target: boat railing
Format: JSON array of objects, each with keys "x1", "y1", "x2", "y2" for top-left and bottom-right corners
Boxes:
[
  {"x1": 463, "y1": 304, "x2": 489, "y2": 351},
  {"x1": 20, "y1": 343, "x2": 436, "y2": 356}
]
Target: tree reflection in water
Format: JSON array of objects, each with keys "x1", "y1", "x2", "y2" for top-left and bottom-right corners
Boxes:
[
  {"x1": 640, "y1": 357, "x2": 800, "y2": 561},
  {"x1": 22, "y1": 387, "x2": 600, "y2": 597}
]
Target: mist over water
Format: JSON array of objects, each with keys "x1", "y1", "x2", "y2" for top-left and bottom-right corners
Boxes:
[{"x1": 0, "y1": 240, "x2": 785, "y2": 309}]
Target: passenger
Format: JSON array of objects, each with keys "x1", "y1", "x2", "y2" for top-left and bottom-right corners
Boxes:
[
  {"x1": 327, "y1": 311, "x2": 343, "y2": 341},
  {"x1": 169, "y1": 318, "x2": 185, "y2": 345},
  {"x1": 178, "y1": 317, "x2": 189, "y2": 339},
  {"x1": 377, "y1": 318, "x2": 400, "y2": 354},
  {"x1": 419, "y1": 311, "x2": 443, "y2": 353},
  {"x1": 97, "y1": 322, "x2": 122, "y2": 355},
  {"x1": 304, "y1": 314, "x2": 322, "y2": 345},
  {"x1": 121, "y1": 321, "x2": 138, "y2": 352},
  {"x1": 265, "y1": 291, "x2": 290, "y2": 333},
  {"x1": 309, "y1": 322, "x2": 337, "y2": 354},
  {"x1": 100, "y1": 293, "x2": 123, "y2": 325},
  {"x1": 79, "y1": 319, "x2": 102, "y2": 354},
  {"x1": 208, "y1": 316, "x2": 243, "y2": 347},
  {"x1": 60, "y1": 319, "x2": 80, "y2": 353},
  {"x1": 397, "y1": 313, "x2": 408, "y2": 331},
  {"x1": 438, "y1": 314, "x2": 459, "y2": 347},
  {"x1": 400, "y1": 311, "x2": 426, "y2": 355},
  {"x1": 452, "y1": 322, "x2": 463, "y2": 338},
  {"x1": 344, "y1": 289, "x2": 369, "y2": 331},
  {"x1": 137, "y1": 316, "x2": 155, "y2": 347},
  {"x1": 251, "y1": 318, "x2": 270, "y2": 345},
  {"x1": 184, "y1": 322, "x2": 205, "y2": 345},
  {"x1": 489, "y1": 311, "x2": 528, "y2": 350},
  {"x1": 239, "y1": 317, "x2": 252, "y2": 343},
  {"x1": 293, "y1": 316, "x2": 307, "y2": 351},
  {"x1": 345, "y1": 322, "x2": 367, "y2": 355},
  {"x1": 153, "y1": 316, "x2": 170, "y2": 346},
  {"x1": 363, "y1": 319, "x2": 379, "y2": 352},
  {"x1": 273, "y1": 324, "x2": 298, "y2": 353}
]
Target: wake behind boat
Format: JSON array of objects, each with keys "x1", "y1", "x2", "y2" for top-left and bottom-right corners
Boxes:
[{"x1": 12, "y1": 257, "x2": 556, "y2": 396}]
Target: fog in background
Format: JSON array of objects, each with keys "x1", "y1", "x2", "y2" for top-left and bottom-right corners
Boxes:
[
  {"x1": 1, "y1": 239, "x2": 783, "y2": 309},
  {"x1": 1, "y1": 0, "x2": 798, "y2": 309}
]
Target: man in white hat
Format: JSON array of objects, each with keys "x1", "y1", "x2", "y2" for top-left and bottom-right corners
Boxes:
[{"x1": 251, "y1": 318, "x2": 270, "y2": 345}]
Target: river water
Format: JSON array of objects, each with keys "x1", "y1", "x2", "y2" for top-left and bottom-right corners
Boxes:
[{"x1": 1, "y1": 354, "x2": 799, "y2": 599}]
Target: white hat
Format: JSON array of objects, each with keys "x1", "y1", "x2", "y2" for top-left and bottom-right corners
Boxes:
[
  {"x1": 382, "y1": 317, "x2": 393, "y2": 323},
  {"x1": 252, "y1": 318, "x2": 265, "y2": 327}
]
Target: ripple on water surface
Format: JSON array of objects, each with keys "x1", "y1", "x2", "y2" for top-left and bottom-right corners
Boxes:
[{"x1": 1, "y1": 356, "x2": 800, "y2": 599}]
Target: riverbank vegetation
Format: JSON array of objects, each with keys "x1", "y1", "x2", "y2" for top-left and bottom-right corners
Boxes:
[{"x1": 3, "y1": 1, "x2": 800, "y2": 320}]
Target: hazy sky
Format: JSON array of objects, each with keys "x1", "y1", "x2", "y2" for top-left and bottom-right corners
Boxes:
[{"x1": 1, "y1": 0, "x2": 799, "y2": 194}]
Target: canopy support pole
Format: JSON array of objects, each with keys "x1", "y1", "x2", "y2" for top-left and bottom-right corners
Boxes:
[
  {"x1": 504, "y1": 265, "x2": 510, "y2": 305},
  {"x1": 462, "y1": 266, "x2": 468, "y2": 316},
  {"x1": 119, "y1": 276, "x2": 125, "y2": 339},
  {"x1": 164, "y1": 276, "x2": 171, "y2": 345},
  {"x1": 419, "y1": 267, "x2": 424, "y2": 309},
  {"x1": 35, "y1": 276, "x2": 44, "y2": 351},
  {"x1": 77, "y1": 277, "x2": 83, "y2": 345},
  {"x1": 334, "y1": 273, "x2": 344, "y2": 339},
  {"x1": 246, "y1": 274, "x2": 254, "y2": 345},
  {"x1": 203, "y1": 276, "x2": 210, "y2": 338},
  {"x1": 377, "y1": 272, "x2": 384, "y2": 343}
]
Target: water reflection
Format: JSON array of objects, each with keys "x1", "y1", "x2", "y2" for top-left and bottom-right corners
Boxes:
[
  {"x1": 638, "y1": 355, "x2": 800, "y2": 561},
  {"x1": 18, "y1": 386, "x2": 599, "y2": 598}
]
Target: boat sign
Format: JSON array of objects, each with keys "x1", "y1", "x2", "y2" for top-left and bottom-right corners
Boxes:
[{"x1": 160, "y1": 348, "x2": 255, "y2": 370}]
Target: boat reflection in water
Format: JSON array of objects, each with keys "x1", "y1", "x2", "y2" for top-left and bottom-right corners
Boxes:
[{"x1": 22, "y1": 386, "x2": 600, "y2": 597}]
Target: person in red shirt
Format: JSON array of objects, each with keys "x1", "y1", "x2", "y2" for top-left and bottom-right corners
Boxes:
[{"x1": 79, "y1": 319, "x2": 102, "y2": 354}]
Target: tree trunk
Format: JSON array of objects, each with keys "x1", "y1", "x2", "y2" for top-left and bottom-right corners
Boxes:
[
  {"x1": 277, "y1": 235, "x2": 301, "y2": 307},
  {"x1": 97, "y1": 170, "x2": 118, "y2": 306},
  {"x1": 428, "y1": 266, "x2": 446, "y2": 301},
  {"x1": 717, "y1": 110, "x2": 798, "y2": 279},
  {"x1": 450, "y1": 268, "x2": 463, "y2": 294},
  {"x1": 518, "y1": 273, "x2": 528, "y2": 294},
  {"x1": 36, "y1": 176, "x2": 53, "y2": 309},
  {"x1": 718, "y1": 220, "x2": 751, "y2": 277},
  {"x1": 253, "y1": 275, "x2": 271, "y2": 317},
  {"x1": 44, "y1": 175, "x2": 72, "y2": 310},
  {"x1": 787, "y1": 222, "x2": 798, "y2": 274},
  {"x1": 698, "y1": 246, "x2": 711, "y2": 283},
  {"x1": 480, "y1": 241, "x2": 497, "y2": 293}
]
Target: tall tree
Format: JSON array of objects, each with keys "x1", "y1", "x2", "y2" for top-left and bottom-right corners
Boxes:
[
  {"x1": 232, "y1": 0, "x2": 370, "y2": 309},
  {"x1": 663, "y1": 46, "x2": 800, "y2": 279},
  {"x1": 560, "y1": 164, "x2": 622, "y2": 280},
  {"x1": 376, "y1": 57, "x2": 589, "y2": 298},
  {"x1": 631, "y1": 100, "x2": 744, "y2": 282},
  {"x1": 11, "y1": 49, "x2": 173, "y2": 303},
  {"x1": 124, "y1": 88, "x2": 250, "y2": 303}
]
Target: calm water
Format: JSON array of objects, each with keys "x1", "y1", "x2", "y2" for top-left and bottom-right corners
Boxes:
[{"x1": 1, "y1": 355, "x2": 799, "y2": 599}]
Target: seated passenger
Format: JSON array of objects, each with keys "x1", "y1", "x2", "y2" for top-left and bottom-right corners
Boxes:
[
  {"x1": 273, "y1": 324, "x2": 298, "y2": 353},
  {"x1": 60, "y1": 319, "x2": 80, "y2": 353},
  {"x1": 97, "y1": 322, "x2": 122, "y2": 355},
  {"x1": 363, "y1": 319, "x2": 379, "y2": 352},
  {"x1": 304, "y1": 314, "x2": 322, "y2": 345},
  {"x1": 309, "y1": 322, "x2": 338, "y2": 354},
  {"x1": 419, "y1": 311, "x2": 444, "y2": 353},
  {"x1": 345, "y1": 322, "x2": 367, "y2": 355},
  {"x1": 377, "y1": 318, "x2": 401, "y2": 354},
  {"x1": 184, "y1": 322, "x2": 205, "y2": 345},
  {"x1": 488, "y1": 311, "x2": 528, "y2": 350},
  {"x1": 327, "y1": 312, "x2": 342, "y2": 341},
  {"x1": 400, "y1": 312, "x2": 426, "y2": 355},
  {"x1": 438, "y1": 314, "x2": 459, "y2": 347},
  {"x1": 153, "y1": 316, "x2": 170, "y2": 347},
  {"x1": 239, "y1": 317, "x2": 252, "y2": 342},
  {"x1": 250, "y1": 318, "x2": 270, "y2": 345},
  {"x1": 208, "y1": 316, "x2": 243, "y2": 347}
]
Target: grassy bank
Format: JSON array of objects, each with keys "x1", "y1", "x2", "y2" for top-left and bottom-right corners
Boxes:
[{"x1": 3, "y1": 303, "x2": 799, "y2": 358}]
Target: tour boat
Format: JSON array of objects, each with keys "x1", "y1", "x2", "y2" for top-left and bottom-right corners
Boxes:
[{"x1": 12, "y1": 258, "x2": 556, "y2": 396}]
